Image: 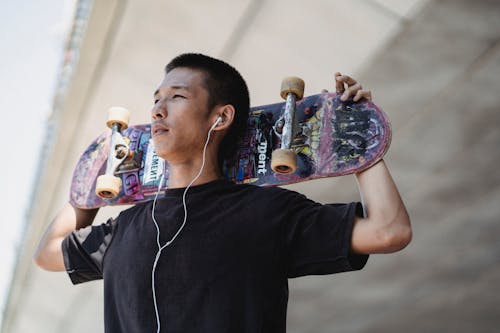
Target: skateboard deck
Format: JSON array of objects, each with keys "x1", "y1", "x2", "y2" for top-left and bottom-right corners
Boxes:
[{"x1": 70, "y1": 92, "x2": 391, "y2": 209}]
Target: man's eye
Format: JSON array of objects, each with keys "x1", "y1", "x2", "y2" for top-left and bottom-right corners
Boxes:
[
  {"x1": 173, "y1": 94, "x2": 185, "y2": 99},
  {"x1": 154, "y1": 99, "x2": 160, "y2": 104}
]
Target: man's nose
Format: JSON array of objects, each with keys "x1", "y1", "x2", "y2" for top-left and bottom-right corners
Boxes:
[{"x1": 151, "y1": 103, "x2": 167, "y2": 120}]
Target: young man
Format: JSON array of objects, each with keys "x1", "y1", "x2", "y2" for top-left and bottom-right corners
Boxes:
[{"x1": 34, "y1": 53, "x2": 411, "y2": 332}]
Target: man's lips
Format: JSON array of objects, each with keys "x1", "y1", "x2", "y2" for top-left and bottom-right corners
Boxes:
[{"x1": 152, "y1": 123, "x2": 169, "y2": 137}]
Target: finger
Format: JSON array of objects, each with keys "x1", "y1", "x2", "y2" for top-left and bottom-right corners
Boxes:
[
  {"x1": 337, "y1": 74, "x2": 357, "y2": 87},
  {"x1": 353, "y1": 89, "x2": 372, "y2": 102},
  {"x1": 340, "y1": 83, "x2": 362, "y2": 101},
  {"x1": 334, "y1": 72, "x2": 344, "y2": 93}
]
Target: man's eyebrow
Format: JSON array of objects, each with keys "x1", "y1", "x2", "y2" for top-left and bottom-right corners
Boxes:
[{"x1": 170, "y1": 84, "x2": 190, "y2": 91}]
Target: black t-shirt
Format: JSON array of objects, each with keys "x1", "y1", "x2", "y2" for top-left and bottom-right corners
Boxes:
[{"x1": 62, "y1": 180, "x2": 368, "y2": 332}]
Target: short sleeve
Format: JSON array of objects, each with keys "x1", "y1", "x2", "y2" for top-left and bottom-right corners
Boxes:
[
  {"x1": 62, "y1": 218, "x2": 116, "y2": 284},
  {"x1": 283, "y1": 193, "x2": 368, "y2": 278}
]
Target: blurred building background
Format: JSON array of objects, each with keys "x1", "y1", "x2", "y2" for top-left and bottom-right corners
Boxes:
[{"x1": 2, "y1": 0, "x2": 500, "y2": 332}]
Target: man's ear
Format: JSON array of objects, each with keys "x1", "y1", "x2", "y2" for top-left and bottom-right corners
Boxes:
[{"x1": 211, "y1": 104, "x2": 235, "y2": 131}]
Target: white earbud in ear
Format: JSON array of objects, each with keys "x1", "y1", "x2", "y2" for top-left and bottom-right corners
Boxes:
[{"x1": 210, "y1": 116, "x2": 222, "y2": 130}]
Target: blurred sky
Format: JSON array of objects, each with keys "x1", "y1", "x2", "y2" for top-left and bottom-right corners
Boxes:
[{"x1": 0, "y1": 0, "x2": 76, "y2": 326}]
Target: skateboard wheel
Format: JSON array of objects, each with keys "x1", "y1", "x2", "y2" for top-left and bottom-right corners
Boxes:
[
  {"x1": 95, "y1": 174, "x2": 122, "y2": 199},
  {"x1": 280, "y1": 77, "x2": 305, "y2": 100},
  {"x1": 271, "y1": 149, "x2": 297, "y2": 174},
  {"x1": 106, "y1": 107, "x2": 130, "y2": 130}
]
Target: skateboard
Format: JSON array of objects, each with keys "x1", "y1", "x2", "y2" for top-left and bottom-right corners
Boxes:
[{"x1": 70, "y1": 78, "x2": 391, "y2": 209}]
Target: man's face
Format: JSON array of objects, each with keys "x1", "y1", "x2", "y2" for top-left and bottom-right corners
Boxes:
[{"x1": 151, "y1": 67, "x2": 213, "y2": 162}]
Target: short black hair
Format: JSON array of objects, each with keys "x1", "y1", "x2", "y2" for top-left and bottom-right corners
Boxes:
[{"x1": 165, "y1": 53, "x2": 250, "y2": 163}]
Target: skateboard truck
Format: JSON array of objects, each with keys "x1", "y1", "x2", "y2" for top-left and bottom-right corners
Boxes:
[
  {"x1": 271, "y1": 76, "x2": 305, "y2": 174},
  {"x1": 95, "y1": 107, "x2": 131, "y2": 199}
]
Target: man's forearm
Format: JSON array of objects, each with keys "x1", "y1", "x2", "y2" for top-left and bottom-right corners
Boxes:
[
  {"x1": 351, "y1": 160, "x2": 412, "y2": 254},
  {"x1": 33, "y1": 202, "x2": 98, "y2": 271}
]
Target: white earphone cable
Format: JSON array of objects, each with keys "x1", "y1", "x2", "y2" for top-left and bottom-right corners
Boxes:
[{"x1": 150, "y1": 120, "x2": 218, "y2": 333}]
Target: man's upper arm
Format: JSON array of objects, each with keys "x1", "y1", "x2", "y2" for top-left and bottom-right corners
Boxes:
[
  {"x1": 33, "y1": 237, "x2": 66, "y2": 271},
  {"x1": 350, "y1": 215, "x2": 382, "y2": 254},
  {"x1": 351, "y1": 211, "x2": 412, "y2": 254},
  {"x1": 284, "y1": 198, "x2": 369, "y2": 277},
  {"x1": 62, "y1": 218, "x2": 116, "y2": 284}
]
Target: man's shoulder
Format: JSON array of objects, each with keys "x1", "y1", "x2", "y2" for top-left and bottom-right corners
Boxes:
[
  {"x1": 115, "y1": 200, "x2": 151, "y2": 222},
  {"x1": 229, "y1": 181, "x2": 307, "y2": 202}
]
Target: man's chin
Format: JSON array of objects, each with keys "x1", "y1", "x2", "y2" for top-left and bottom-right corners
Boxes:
[
  {"x1": 152, "y1": 144, "x2": 171, "y2": 160},
  {"x1": 156, "y1": 151, "x2": 170, "y2": 161}
]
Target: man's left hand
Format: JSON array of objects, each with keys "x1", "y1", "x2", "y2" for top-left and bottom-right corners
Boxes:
[{"x1": 334, "y1": 72, "x2": 372, "y2": 102}]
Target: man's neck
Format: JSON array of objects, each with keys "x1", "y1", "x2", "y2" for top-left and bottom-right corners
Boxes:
[{"x1": 166, "y1": 157, "x2": 221, "y2": 189}]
